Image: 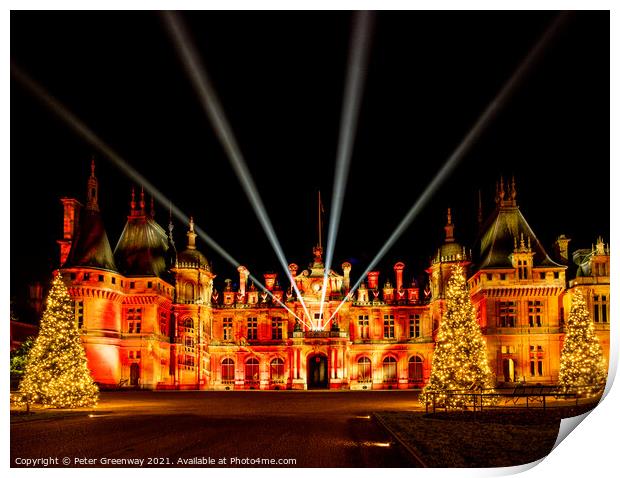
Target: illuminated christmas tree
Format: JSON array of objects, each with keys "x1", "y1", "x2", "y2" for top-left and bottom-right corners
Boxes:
[
  {"x1": 559, "y1": 289, "x2": 607, "y2": 397},
  {"x1": 420, "y1": 264, "x2": 494, "y2": 407},
  {"x1": 18, "y1": 274, "x2": 98, "y2": 408}
]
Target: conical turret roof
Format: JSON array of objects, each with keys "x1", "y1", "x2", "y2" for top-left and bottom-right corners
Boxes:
[
  {"x1": 114, "y1": 188, "x2": 169, "y2": 277},
  {"x1": 63, "y1": 159, "x2": 116, "y2": 271}
]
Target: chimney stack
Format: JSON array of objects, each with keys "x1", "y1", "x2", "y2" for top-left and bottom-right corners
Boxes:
[{"x1": 393, "y1": 262, "x2": 405, "y2": 291}]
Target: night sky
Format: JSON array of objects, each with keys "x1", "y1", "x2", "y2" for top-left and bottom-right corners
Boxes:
[{"x1": 10, "y1": 11, "x2": 609, "y2": 303}]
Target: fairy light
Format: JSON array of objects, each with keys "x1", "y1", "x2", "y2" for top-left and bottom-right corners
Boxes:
[
  {"x1": 559, "y1": 288, "x2": 607, "y2": 398},
  {"x1": 17, "y1": 274, "x2": 99, "y2": 408},
  {"x1": 419, "y1": 265, "x2": 494, "y2": 408}
]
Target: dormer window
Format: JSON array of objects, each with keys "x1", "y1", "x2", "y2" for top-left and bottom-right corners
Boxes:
[{"x1": 517, "y1": 259, "x2": 529, "y2": 280}]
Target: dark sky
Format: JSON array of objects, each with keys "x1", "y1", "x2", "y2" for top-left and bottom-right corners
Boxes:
[{"x1": 10, "y1": 11, "x2": 610, "y2": 299}]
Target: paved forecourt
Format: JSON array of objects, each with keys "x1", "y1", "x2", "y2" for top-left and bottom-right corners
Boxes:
[{"x1": 11, "y1": 390, "x2": 423, "y2": 468}]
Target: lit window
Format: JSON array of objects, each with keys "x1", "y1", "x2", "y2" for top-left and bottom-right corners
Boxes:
[
  {"x1": 271, "y1": 317, "x2": 283, "y2": 340},
  {"x1": 245, "y1": 358, "x2": 260, "y2": 382},
  {"x1": 222, "y1": 358, "x2": 235, "y2": 383},
  {"x1": 127, "y1": 307, "x2": 142, "y2": 334},
  {"x1": 409, "y1": 314, "x2": 420, "y2": 338},
  {"x1": 528, "y1": 300, "x2": 543, "y2": 327},
  {"x1": 594, "y1": 295, "x2": 600, "y2": 322},
  {"x1": 408, "y1": 356, "x2": 423, "y2": 382},
  {"x1": 383, "y1": 315, "x2": 395, "y2": 339},
  {"x1": 159, "y1": 311, "x2": 167, "y2": 336},
  {"x1": 75, "y1": 300, "x2": 84, "y2": 329},
  {"x1": 358, "y1": 315, "x2": 369, "y2": 339},
  {"x1": 382, "y1": 356, "x2": 397, "y2": 382},
  {"x1": 270, "y1": 358, "x2": 285, "y2": 382},
  {"x1": 247, "y1": 317, "x2": 258, "y2": 340},
  {"x1": 223, "y1": 317, "x2": 233, "y2": 340},
  {"x1": 358, "y1": 357, "x2": 372, "y2": 382},
  {"x1": 499, "y1": 301, "x2": 516, "y2": 327}
]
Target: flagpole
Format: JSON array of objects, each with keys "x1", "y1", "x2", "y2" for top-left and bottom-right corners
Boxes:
[{"x1": 318, "y1": 190, "x2": 322, "y2": 249}]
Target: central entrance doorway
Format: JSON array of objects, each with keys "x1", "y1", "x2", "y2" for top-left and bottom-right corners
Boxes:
[{"x1": 307, "y1": 353, "x2": 328, "y2": 389}]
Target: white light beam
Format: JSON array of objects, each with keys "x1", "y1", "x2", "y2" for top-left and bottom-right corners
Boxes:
[
  {"x1": 11, "y1": 63, "x2": 313, "y2": 330},
  {"x1": 323, "y1": 13, "x2": 568, "y2": 329},
  {"x1": 319, "y1": 11, "x2": 374, "y2": 328},
  {"x1": 163, "y1": 11, "x2": 313, "y2": 325}
]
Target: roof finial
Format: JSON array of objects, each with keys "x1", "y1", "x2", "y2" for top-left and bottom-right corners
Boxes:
[
  {"x1": 444, "y1": 208, "x2": 455, "y2": 243},
  {"x1": 130, "y1": 187, "x2": 136, "y2": 215},
  {"x1": 86, "y1": 157, "x2": 99, "y2": 211},
  {"x1": 317, "y1": 190, "x2": 324, "y2": 249},
  {"x1": 139, "y1": 186, "x2": 146, "y2": 214},
  {"x1": 527, "y1": 235, "x2": 531, "y2": 250},
  {"x1": 187, "y1": 216, "x2": 197, "y2": 250},
  {"x1": 510, "y1": 175, "x2": 517, "y2": 200},
  {"x1": 150, "y1": 195, "x2": 155, "y2": 218},
  {"x1": 477, "y1": 189, "x2": 483, "y2": 226},
  {"x1": 499, "y1": 177, "x2": 505, "y2": 201},
  {"x1": 520, "y1": 232, "x2": 525, "y2": 249}
]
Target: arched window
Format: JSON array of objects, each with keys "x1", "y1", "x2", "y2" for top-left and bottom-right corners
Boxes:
[
  {"x1": 270, "y1": 358, "x2": 285, "y2": 382},
  {"x1": 222, "y1": 358, "x2": 235, "y2": 383},
  {"x1": 184, "y1": 317, "x2": 194, "y2": 329},
  {"x1": 382, "y1": 356, "x2": 397, "y2": 383},
  {"x1": 408, "y1": 356, "x2": 423, "y2": 383},
  {"x1": 358, "y1": 357, "x2": 372, "y2": 382},
  {"x1": 184, "y1": 282, "x2": 194, "y2": 303},
  {"x1": 245, "y1": 357, "x2": 260, "y2": 382}
]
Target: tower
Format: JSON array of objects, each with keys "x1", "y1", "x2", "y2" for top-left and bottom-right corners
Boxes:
[
  {"x1": 59, "y1": 159, "x2": 122, "y2": 388},
  {"x1": 170, "y1": 217, "x2": 216, "y2": 389},
  {"x1": 426, "y1": 209, "x2": 471, "y2": 340}
]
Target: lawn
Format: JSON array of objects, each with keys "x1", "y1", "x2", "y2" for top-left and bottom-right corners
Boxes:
[{"x1": 376, "y1": 404, "x2": 597, "y2": 467}]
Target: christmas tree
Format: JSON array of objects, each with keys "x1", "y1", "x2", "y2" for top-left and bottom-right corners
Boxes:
[
  {"x1": 559, "y1": 289, "x2": 607, "y2": 397},
  {"x1": 18, "y1": 274, "x2": 98, "y2": 408},
  {"x1": 420, "y1": 264, "x2": 494, "y2": 408}
]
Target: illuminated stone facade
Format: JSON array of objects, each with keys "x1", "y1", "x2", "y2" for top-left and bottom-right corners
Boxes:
[{"x1": 56, "y1": 164, "x2": 610, "y2": 390}]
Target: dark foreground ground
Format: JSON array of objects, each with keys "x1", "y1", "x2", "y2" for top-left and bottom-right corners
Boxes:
[
  {"x1": 11, "y1": 391, "x2": 422, "y2": 468},
  {"x1": 376, "y1": 403, "x2": 599, "y2": 467}
]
